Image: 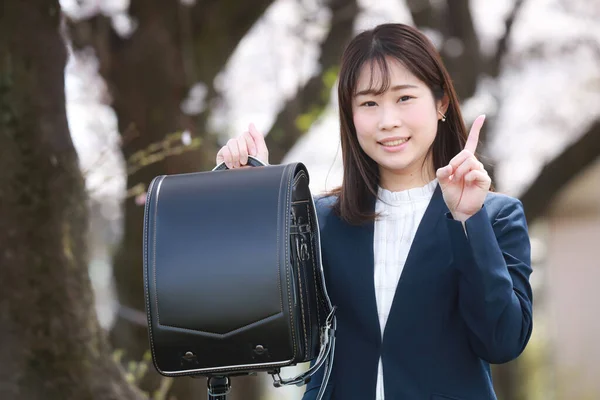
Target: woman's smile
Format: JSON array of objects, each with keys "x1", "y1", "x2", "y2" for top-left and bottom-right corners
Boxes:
[{"x1": 378, "y1": 137, "x2": 410, "y2": 152}]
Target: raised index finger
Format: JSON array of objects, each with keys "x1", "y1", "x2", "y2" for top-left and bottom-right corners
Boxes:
[{"x1": 465, "y1": 114, "x2": 486, "y2": 154}]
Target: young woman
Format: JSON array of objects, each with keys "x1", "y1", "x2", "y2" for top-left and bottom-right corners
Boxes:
[{"x1": 216, "y1": 23, "x2": 533, "y2": 400}]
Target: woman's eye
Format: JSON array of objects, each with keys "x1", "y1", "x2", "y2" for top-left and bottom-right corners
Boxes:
[
  {"x1": 361, "y1": 101, "x2": 377, "y2": 107},
  {"x1": 398, "y1": 95, "x2": 412, "y2": 102}
]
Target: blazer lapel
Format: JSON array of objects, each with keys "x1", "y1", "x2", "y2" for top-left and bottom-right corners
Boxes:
[
  {"x1": 352, "y1": 219, "x2": 382, "y2": 342},
  {"x1": 381, "y1": 184, "x2": 453, "y2": 338},
  {"x1": 327, "y1": 198, "x2": 381, "y2": 343}
]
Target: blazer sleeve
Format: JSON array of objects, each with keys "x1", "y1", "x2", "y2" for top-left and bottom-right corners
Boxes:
[{"x1": 446, "y1": 197, "x2": 533, "y2": 364}]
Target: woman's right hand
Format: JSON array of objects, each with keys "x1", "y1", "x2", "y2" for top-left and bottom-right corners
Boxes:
[{"x1": 216, "y1": 123, "x2": 269, "y2": 169}]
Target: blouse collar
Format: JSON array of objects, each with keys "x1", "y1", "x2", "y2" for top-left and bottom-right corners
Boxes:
[{"x1": 377, "y1": 179, "x2": 438, "y2": 205}]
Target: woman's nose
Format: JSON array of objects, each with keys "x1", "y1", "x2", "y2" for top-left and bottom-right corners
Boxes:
[{"x1": 377, "y1": 105, "x2": 401, "y2": 131}]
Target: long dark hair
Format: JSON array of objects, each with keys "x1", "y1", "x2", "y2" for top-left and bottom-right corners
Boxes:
[{"x1": 330, "y1": 23, "x2": 468, "y2": 225}]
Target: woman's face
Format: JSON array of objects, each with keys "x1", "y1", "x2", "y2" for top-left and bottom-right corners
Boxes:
[{"x1": 352, "y1": 56, "x2": 445, "y2": 188}]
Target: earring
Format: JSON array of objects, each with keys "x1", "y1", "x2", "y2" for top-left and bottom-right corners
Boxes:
[{"x1": 438, "y1": 110, "x2": 447, "y2": 122}]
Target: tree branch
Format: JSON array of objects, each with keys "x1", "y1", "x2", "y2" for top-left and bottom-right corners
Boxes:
[
  {"x1": 407, "y1": 0, "x2": 482, "y2": 100},
  {"x1": 520, "y1": 120, "x2": 600, "y2": 224},
  {"x1": 265, "y1": 0, "x2": 358, "y2": 164},
  {"x1": 488, "y1": 0, "x2": 526, "y2": 78},
  {"x1": 187, "y1": 0, "x2": 275, "y2": 84},
  {"x1": 442, "y1": 0, "x2": 482, "y2": 100}
]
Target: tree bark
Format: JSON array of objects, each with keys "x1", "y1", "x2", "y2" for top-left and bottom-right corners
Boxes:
[{"x1": 0, "y1": 2, "x2": 144, "y2": 399}]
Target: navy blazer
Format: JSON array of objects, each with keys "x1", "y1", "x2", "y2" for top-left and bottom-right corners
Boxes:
[{"x1": 302, "y1": 184, "x2": 533, "y2": 400}]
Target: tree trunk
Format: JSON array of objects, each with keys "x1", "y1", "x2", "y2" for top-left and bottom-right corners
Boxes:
[{"x1": 0, "y1": 2, "x2": 144, "y2": 399}]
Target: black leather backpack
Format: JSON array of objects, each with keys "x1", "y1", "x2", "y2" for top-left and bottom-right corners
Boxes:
[{"x1": 143, "y1": 156, "x2": 336, "y2": 399}]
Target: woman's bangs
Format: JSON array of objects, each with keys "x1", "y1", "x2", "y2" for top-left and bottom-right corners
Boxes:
[{"x1": 354, "y1": 54, "x2": 391, "y2": 96}]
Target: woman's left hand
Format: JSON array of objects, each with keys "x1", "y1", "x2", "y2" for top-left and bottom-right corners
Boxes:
[{"x1": 436, "y1": 115, "x2": 491, "y2": 222}]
